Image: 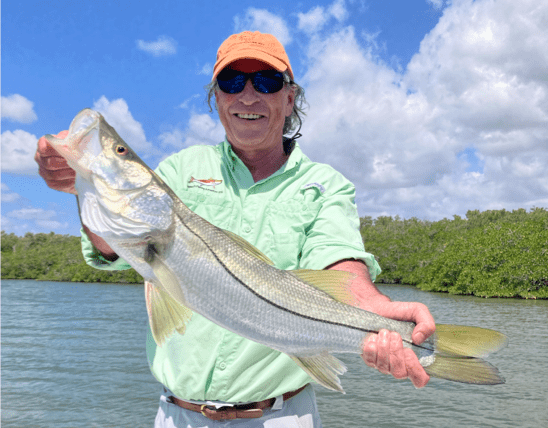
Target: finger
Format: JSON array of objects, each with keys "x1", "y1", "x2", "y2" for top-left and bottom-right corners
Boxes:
[
  {"x1": 36, "y1": 130, "x2": 69, "y2": 158},
  {"x1": 403, "y1": 348, "x2": 430, "y2": 388},
  {"x1": 38, "y1": 164, "x2": 76, "y2": 182},
  {"x1": 410, "y1": 303, "x2": 436, "y2": 345},
  {"x1": 388, "y1": 332, "x2": 407, "y2": 379},
  {"x1": 374, "y1": 330, "x2": 391, "y2": 375},
  {"x1": 38, "y1": 154, "x2": 72, "y2": 171},
  {"x1": 361, "y1": 334, "x2": 378, "y2": 368}
]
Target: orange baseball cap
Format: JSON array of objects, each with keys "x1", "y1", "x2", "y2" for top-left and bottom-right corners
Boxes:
[{"x1": 212, "y1": 31, "x2": 294, "y2": 81}]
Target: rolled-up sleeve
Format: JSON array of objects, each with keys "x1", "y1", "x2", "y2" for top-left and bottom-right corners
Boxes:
[{"x1": 299, "y1": 173, "x2": 381, "y2": 281}]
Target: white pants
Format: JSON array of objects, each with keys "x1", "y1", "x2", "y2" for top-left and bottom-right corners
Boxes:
[{"x1": 154, "y1": 384, "x2": 323, "y2": 428}]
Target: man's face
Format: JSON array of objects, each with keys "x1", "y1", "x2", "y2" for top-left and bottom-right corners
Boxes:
[{"x1": 215, "y1": 59, "x2": 295, "y2": 155}]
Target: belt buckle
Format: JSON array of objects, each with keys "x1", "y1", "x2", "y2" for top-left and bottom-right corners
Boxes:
[
  {"x1": 200, "y1": 404, "x2": 263, "y2": 421},
  {"x1": 200, "y1": 404, "x2": 215, "y2": 418}
]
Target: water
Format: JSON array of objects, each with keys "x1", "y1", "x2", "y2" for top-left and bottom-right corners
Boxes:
[{"x1": 2, "y1": 280, "x2": 547, "y2": 427}]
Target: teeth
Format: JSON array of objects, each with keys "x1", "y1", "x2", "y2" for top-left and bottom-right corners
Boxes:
[{"x1": 237, "y1": 114, "x2": 262, "y2": 120}]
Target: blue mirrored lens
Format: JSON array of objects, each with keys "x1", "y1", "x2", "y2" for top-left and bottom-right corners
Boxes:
[{"x1": 217, "y1": 70, "x2": 285, "y2": 94}]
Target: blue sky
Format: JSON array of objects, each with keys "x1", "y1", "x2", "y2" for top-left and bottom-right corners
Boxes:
[{"x1": 2, "y1": 0, "x2": 547, "y2": 236}]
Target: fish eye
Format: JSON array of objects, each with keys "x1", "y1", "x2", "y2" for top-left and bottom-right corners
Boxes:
[{"x1": 115, "y1": 144, "x2": 128, "y2": 155}]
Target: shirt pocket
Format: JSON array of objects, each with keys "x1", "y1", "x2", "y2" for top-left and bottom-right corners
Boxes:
[
  {"x1": 264, "y1": 200, "x2": 321, "y2": 269},
  {"x1": 178, "y1": 190, "x2": 236, "y2": 230}
]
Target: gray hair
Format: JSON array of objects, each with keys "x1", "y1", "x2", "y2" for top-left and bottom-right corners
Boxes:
[{"x1": 205, "y1": 71, "x2": 308, "y2": 141}]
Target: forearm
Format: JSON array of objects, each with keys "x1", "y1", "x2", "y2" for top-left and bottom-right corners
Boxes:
[
  {"x1": 326, "y1": 259, "x2": 391, "y2": 310},
  {"x1": 82, "y1": 224, "x2": 119, "y2": 262}
]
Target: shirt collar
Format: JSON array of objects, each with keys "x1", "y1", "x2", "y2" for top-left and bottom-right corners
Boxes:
[{"x1": 221, "y1": 138, "x2": 304, "y2": 184}]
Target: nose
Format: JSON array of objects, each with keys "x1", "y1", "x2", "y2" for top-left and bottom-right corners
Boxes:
[{"x1": 238, "y1": 80, "x2": 260, "y2": 105}]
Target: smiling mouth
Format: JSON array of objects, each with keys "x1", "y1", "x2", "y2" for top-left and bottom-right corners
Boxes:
[{"x1": 235, "y1": 113, "x2": 264, "y2": 120}]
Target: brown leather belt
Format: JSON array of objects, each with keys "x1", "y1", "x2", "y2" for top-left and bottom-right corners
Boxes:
[{"x1": 167, "y1": 384, "x2": 308, "y2": 421}]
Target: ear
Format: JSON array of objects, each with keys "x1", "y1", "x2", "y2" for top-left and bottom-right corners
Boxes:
[{"x1": 285, "y1": 86, "x2": 296, "y2": 117}]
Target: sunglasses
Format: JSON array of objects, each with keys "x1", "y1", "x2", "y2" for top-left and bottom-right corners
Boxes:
[{"x1": 217, "y1": 69, "x2": 288, "y2": 94}]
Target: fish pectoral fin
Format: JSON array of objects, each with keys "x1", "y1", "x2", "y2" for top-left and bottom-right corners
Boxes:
[
  {"x1": 146, "y1": 242, "x2": 189, "y2": 307},
  {"x1": 291, "y1": 270, "x2": 357, "y2": 305},
  {"x1": 221, "y1": 229, "x2": 275, "y2": 266},
  {"x1": 290, "y1": 353, "x2": 347, "y2": 394},
  {"x1": 145, "y1": 281, "x2": 193, "y2": 346},
  {"x1": 435, "y1": 324, "x2": 508, "y2": 358},
  {"x1": 424, "y1": 354, "x2": 505, "y2": 385}
]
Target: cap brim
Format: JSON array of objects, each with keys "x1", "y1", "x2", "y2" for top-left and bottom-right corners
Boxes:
[{"x1": 213, "y1": 49, "x2": 292, "y2": 80}]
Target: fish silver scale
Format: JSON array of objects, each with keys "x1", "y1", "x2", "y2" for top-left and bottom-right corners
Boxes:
[{"x1": 146, "y1": 204, "x2": 421, "y2": 357}]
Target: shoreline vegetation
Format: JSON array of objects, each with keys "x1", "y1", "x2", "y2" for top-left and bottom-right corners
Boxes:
[{"x1": 2, "y1": 208, "x2": 547, "y2": 299}]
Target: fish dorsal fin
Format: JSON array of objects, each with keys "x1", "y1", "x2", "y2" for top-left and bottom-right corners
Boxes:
[
  {"x1": 290, "y1": 353, "x2": 347, "y2": 393},
  {"x1": 145, "y1": 281, "x2": 193, "y2": 346},
  {"x1": 221, "y1": 229, "x2": 275, "y2": 266},
  {"x1": 291, "y1": 269, "x2": 357, "y2": 305}
]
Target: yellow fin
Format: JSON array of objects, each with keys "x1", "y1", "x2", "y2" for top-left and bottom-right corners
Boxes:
[
  {"x1": 145, "y1": 281, "x2": 193, "y2": 346},
  {"x1": 424, "y1": 354, "x2": 505, "y2": 385},
  {"x1": 221, "y1": 229, "x2": 274, "y2": 266},
  {"x1": 147, "y1": 244, "x2": 188, "y2": 307},
  {"x1": 435, "y1": 324, "x2": 508, "y2": 358},
  {"x1": 290, "y1": 353, "x2": 347, "y2": 393},
  {"x1": 291, "y1": 269, "x2": 357, "y2": 305}
]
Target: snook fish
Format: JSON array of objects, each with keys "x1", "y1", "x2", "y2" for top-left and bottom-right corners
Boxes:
[{"x1": 45, "y1": 109, "x2": 507, "y2": 392}]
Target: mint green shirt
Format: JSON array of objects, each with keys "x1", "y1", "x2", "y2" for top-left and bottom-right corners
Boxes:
[{"x1": 81, "y1": 140, "x2": 381, "y2": 403}]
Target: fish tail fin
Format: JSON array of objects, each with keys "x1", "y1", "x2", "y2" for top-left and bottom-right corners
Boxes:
[
  {"x1": 435, "y1": 324, "x2": 508, "y2": 358},
  {"x1": 290, "y1": 353, "x2": 347, "y2": 394},
  {"x1": 145, "y1": 281, "x2": 193, "y2": 346},
  {"x1": 424, "y1": 355, "x2": 505, "y2": 385}
]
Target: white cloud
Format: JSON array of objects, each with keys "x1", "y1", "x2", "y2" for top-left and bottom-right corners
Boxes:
[
  {"x1": 3, "y1": 206, "x2": 69, "y2": 233},
  {"x1": 35, "y1": 219, "x2": 69, "y2": 230},
  {"x1": 7, "y1": 207, "x2": 56, "y2": 220},
  {"x1": 328, "y1": 0, "x2": 348, "y2": 23},
  {"x1": 197, "y1": 63, "x2": 213, "y2": 76},
  {"x1": 297, "y1": 0, "x2": 349, "y2": 35},
  {"x1": 1, "y1": 183, "x2": 20, "y2": 202},
  {"x1": 178, "y1": 94, "x2": 201, "y2": 110},
  {"x1": 298, "y1": 0, "x2": 548, "y2": 220},
  {"x1": 298, "y1": 7, "x2": 329, "y2": 34},
  {"x1": 1, "y1": 94, "x2": 38, "y2": 123},
  {"x1": 234, "y1": 8, "x2": 292, "y2": 46},
  {"x1": 158, "y1": 113, "x2": 225, "y2": 154},
  {"x1": 1, "y1": 129, "x2": 39, "y2": 174},
  {"x1": 92, "y1": 96, "x2": 154, "y2": 155},
  {"x1": 426, "y1": 0, "x2": 446, "y2": 10},
  {"x1": 136, "y1": 35, "x2": 177, "y2": 56}
]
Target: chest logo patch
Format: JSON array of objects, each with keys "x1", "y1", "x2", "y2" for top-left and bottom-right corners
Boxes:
[{"x1": 189, "y1": 177, "x2": 223, "y2": 191}]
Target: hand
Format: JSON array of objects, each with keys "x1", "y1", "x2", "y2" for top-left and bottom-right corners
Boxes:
[
  {"x1": 360, "y1": 301, "x2": 435, "y2": 388},
  {"x1": 35, "y1": 130, "x2": 77, "y2": 194}
]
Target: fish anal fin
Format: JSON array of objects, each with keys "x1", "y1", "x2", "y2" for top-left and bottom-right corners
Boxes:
[
  {"x1": 435, "y1": 324, "x2": 508, "y2": 358},
  {"x1": 145, "y1": 281, "x2": 193, "y2": 346},
  {"x1": 291, "y1": 269, "x2": 357, "y2": 305},
  {"x1": 221, "y1": 229, "x2": 275, "y2": 266},
  {"x1": 290, "y1": 353, "x2": 347, "y2": 393},
  {"x1": 424, "y1": 354, "x2": 505, "y2": 385}
]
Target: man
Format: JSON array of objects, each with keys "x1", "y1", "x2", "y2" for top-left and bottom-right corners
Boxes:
[{"x1": 35, "y1": 31, "x2": 435, "y2": 427}]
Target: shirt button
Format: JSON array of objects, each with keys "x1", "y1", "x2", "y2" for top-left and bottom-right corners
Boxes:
[
  {"x1": 243, "y1": 225, "x2": 251, "y2": 233},
  {"x1": 219, "y1": 362, "x2": 227, "y2": 370}
]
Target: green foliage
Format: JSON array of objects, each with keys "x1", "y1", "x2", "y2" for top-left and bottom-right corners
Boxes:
[
  {"x1": 361, "y1": 208, "x2": 548, "y2": 299},
  {"x1": 1, "y1": 231, "x2": 142, "y2": 283}
]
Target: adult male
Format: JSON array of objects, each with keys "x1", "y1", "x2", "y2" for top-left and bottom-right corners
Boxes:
[{"x1": 35, "y1": 31, "x2": 435, "y2": 427}]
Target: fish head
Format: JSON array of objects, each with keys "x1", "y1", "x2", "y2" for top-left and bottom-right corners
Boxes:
[
  {"x1": 46, "y1": 109, "x2": 173, "y2": 238},
  {"x1": 46, "y1": 108, "x2": 152, "y2": 193}
]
